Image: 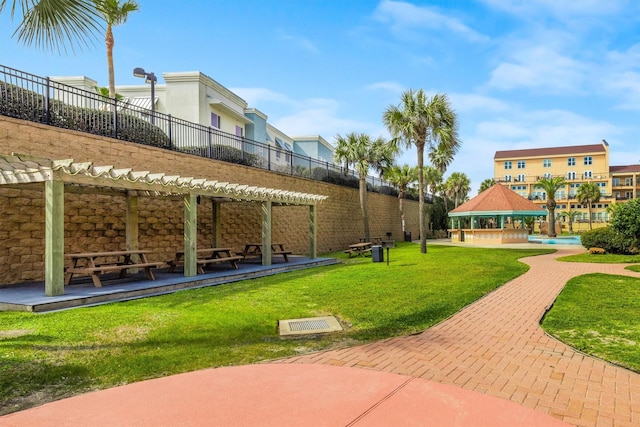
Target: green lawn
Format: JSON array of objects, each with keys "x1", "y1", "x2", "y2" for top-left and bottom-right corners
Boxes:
[
  {"x1": 541, "y1": 273, "x2": 640, "y2": 373},
  {"x1": 0, "y1": 243, "x2": 551, "y2": 414},
  {"x1": 557, "y1": 253, "x2": 640, "y2": 264}
]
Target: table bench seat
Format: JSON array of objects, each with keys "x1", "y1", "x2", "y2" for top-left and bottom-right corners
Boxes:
[
  {"x1": 65, "y1": 261, "x2": 166, "y2": 288},
  {"x1": 196, "y1": 255, "x2": 244, "y2": 273}
]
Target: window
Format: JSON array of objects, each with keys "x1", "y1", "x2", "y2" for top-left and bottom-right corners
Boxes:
[
  {"x1": 567, "y1": 157, "x2": 576, "y2": 166},
  {"x1": 543, "y1": 159, "x2": 551, "y2": 168},
  {"x1": 583, "y1": 171, "x2": 592, "y2": 179},
  {"x1": 612, "y1": 178, "x2": 621, "y2": 186},
  {"x1": 504, "y1": 161, "x2": 512, "y2": 170},
  {"x1": 567, "y1": 171, "x2": 576, "y2": 180},
  {"x1": 626, "y1": 191, "x2": 633, "y2": 198},
  {"x1": 235, "y1": 125, "x2": 243, "y2": 137},
  {"x1": 504, "y1": 175, "x2": 512, "y2": 182},
  {"x1": 556, "y1": 190, "x2": 566, "y2": 199},
  {"x1": 583, "y1": 156, "x2": 593, "y2": 165},
  {"x1": 517, "y1": 160, "x2": 526, "y2": 169},
  {"x1": 625, "y1": 177, "x2": 633, "y2": 186},
  {"x1": 542, "y1": 172, "x2": 552, "y2": 179},
  {"x1": 211, "y1": 113, "x2": 220, "y2": 128}
]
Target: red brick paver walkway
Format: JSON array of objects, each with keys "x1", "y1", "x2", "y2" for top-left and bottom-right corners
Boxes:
[{"x1": 278, "y1": 248, "x2": 640, "y2": 427}]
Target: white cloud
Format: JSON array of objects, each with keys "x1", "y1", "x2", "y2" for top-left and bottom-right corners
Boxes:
[
  {"x1": 480, "y1": 0, "x2": 627, "y2": 23},
  {"x1": 486, "y1": 45, "x2": 588, "y2": 93},
  {"x1": 365, "y1": 81, "x2": 405, "y2": 94},
  {"x1": 449, "y1": 93, "x2": 509, "y2": 113},
  {"x1": 276, "y1": 29, "x2": 319, "y2": 54},
  {"x1": 373, "y1": 0, "x2": 489, "y2": 43}
]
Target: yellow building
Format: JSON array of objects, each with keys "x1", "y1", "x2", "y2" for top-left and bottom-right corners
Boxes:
[{"x1": 493, "y1": 140, "x2": 640, "y2": 232}]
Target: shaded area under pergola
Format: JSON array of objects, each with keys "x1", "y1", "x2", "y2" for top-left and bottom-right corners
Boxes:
[
  {"x1": 448, "y1": 184, "x2": 546, "y2": 244},
  {"x1": 0, "y1": 153, "x2": 327, "y2": 296}
]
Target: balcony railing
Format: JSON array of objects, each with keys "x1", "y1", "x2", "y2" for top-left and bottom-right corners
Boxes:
[{"x1": 0, "y1": 64, "x2": 403, "y2": 197}]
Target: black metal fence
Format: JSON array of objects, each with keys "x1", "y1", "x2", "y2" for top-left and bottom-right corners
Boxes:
[{"x1": 0, "y1": 64, "x2": 399, "y2": 196}]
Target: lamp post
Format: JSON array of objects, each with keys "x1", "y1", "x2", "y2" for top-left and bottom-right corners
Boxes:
[{"x1": 133, "y1": 67, "x2": 157, "y2": 124}]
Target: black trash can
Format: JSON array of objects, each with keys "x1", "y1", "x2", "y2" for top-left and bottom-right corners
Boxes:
[
  {"x1": 372, "y1": 245, "x2": 384, "y2": 262},
  {"x1": 404, "y1": 231, "x2": 412, "y2": 242}
]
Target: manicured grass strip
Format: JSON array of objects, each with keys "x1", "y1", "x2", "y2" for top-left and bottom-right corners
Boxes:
[
  {"x1": 542, "y1": 273, "x2": 640, "y2": 373},
  {"x1": 0, "y1": 243, "x2": 552, "y2": 414},
  {"x1": 626, "y1": 265, "x2": 640, "y2": 272},
  {"x1": 557, "y1": 253, "x2": 640, "y2": 263}
]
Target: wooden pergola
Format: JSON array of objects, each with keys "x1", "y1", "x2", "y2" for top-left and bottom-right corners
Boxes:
[{"x1": 0, "y1": 153, "x2": 327, "y2": 296}]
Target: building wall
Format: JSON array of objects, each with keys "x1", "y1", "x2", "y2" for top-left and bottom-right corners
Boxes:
[
  {"x1": 0, "y1": 117, "x2": 419, "y2": 285},
  {"x1": 493, "y1": 141, "x2": 639, "y2": 224}
]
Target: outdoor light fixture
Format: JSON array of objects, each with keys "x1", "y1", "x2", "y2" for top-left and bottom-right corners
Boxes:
[{"x1": 133, "y1": 67, "x2": 157, "y2": 124}]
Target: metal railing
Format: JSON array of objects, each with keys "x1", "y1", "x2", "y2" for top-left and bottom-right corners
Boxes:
[{"x1": 0, "y1": 64, "x2": 399, "y2": 196}]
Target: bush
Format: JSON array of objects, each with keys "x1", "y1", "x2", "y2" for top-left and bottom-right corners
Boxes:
[
  {"x1": 1, "y1": 81, "x2": 171, "y2": 149},
  {"x1": 611, "y1": 199, "x2": 640, "y2": 242},
  {"x1": 580, "y1": 226, "x2": 636, "y2": 254}
]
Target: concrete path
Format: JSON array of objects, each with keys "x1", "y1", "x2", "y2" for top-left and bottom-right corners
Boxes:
[
  {"x1": 2, "y1": 247, "x2": 639, "y2": 426},
  {"x1": 280, "y1": 248, "x2": 640, "y2": 426}
]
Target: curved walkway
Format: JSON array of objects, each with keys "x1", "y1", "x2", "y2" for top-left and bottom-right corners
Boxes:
[
  {"x1": 279, "y1": 248, "x2": 640, "y2": 426},
  {"x1": 3, "y1": 247, "x2": 640, "y2": 426}
]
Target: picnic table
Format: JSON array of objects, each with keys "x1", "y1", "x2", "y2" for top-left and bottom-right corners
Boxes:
[
  {"x1": 241, "y1": 243, "x2": 292, "y2": 262},
  {"x1": 64, "y1": 250, "x2": 165, "y2": 288},
  {"x1": 167, "y1": 248, "x2": 244, "y2": 274},
  {"x1": 345, "y1": 242, "x2": 373, "y2": 258}
]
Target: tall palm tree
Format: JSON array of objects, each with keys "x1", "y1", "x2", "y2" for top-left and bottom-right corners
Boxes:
[
  {"x1": 383, "y1": 164, "x2": 418, "y2": 233},
  {"x1": 95, "y1": 0, "x2": 139, "y2": 99},
  {"x1": 445, "y1": 172, "x2": 471, "y2": 208},
  {"x1": 384, "y1": 89, "x2": 460, "y2": 253},
  {"x1": 536, "y1": 176, "x2": 567, "y2": 237},
  {"x1": 334, "y1": 132, "x2": 395, "y2": 242},
  {"x1": 479, "y1": 178, "x2": 495, "y2": 193},
  {"x1": 576, "y1": 182, "x2": 601, "y2": 230},
  {"x1": 1, "y1": 0, "x2": 102, "y2": 53}
]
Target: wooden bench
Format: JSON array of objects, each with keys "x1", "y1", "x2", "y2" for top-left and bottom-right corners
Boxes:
[
  {"x1": 241, "y1": 243, "x2": 292, "y2": 263},
  {"x1": 195, "y1": 255, "x2": 244, "y2": 274},
  {"x1": 65, "y1": 251, "x2": 165, "y2": 288},
  {"x1": 168, "y1": 248, "x2": 244, "y2": 274}
]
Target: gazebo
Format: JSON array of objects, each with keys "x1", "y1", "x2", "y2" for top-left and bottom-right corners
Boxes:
[{"x1": 448, "y1": 184, "x2": 546, "y2": 244}]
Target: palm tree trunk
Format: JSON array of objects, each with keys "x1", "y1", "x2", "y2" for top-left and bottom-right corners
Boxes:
[
  {"x1": 106, "y1": 26, "x2": 116, "y2": 99},
  {"x1": 360, "y1": 176, "x2": 370, "y2": 242},
  {"x1": 417, "y1": 146, "x2": 426, "y2": 253},
  {"x1": 588, "y1": 206, "x2": 593, "y2": 230},
  {"x1": 398, "y1": 191, "x2": 405, "y2": 232}
]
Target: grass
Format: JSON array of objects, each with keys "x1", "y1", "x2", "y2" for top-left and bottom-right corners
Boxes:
[
  {"x1": 0, "y1": 243, "x2": 552, "y2": 414},
  {"x1": 541, "y1": 273, "x2": 640, "y2": 373}
]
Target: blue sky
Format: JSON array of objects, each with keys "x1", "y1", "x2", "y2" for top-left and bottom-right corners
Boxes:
[{"x1": 2, "y1": 0, "x2": 640, "y2": 192}]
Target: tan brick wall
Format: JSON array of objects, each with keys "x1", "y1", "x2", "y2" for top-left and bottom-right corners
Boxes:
[{"x1": 0, "y1": 116, "x2": 419, "y2": 285}]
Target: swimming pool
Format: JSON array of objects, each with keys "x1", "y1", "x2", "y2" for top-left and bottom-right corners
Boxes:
[{"x1": 528, "y1": 235, "x2": 582, "y2": 245}]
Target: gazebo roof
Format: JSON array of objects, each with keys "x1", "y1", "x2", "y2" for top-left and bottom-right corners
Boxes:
[
  {"x1": 0, "y1": 153, "x2": 327, "y2": 206},
  {"x1": 449, "y1": 184, "x2": 546, "y2": 217}
]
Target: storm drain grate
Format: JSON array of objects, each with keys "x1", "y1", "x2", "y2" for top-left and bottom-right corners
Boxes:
[
  {"x1": 289, "y1": 319, "x2": 330, "y2": 331},
  {"x1": 279, "y1": 316, "x2": 342, "y2": 336}
]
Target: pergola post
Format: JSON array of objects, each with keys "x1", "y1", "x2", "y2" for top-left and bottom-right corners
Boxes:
[
  {"x1": 211, "y1": 199, "x2": 221, "y2": 247},
  {"x1": 261, "y1": 200, "x2": 272, "y2": 266},
  {"x1": 44, "y1": 180, "x2": 64, "y2": 296},
  {"x1": 183, "y1": 193, "x2": 198, "y2": 277},
  {"x1": 309, "y1": 204, "x2": 317, "y2": 259},
  {"x1": 126, "y1": 193, "x2": 139, "y2": 271}
]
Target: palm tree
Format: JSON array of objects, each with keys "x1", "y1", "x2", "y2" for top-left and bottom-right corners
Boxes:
[
  {"x1": 383, "y1": 164, "x2": 418, "y2": 233},
  {"x1": 423, "y1": 165, "x2": 443, "y2": 201},
  {"x1": 1, "y1": 0, "x2": 102, "y2": 53},
  {"x1": 384, "y1": 90, "x2": 460, "y2": 253},
  {"x1": 536, "y1": 176, "x2": 567, "y2": 237},
  {"x1": 560, "y1": 210, "x2": 580, "y2": 234},
  {"x1": 334, "y1": 132, "x2": 395, "y2": 242},
  {"x1": 445, "y1": 172, "x2": 471, "y2": 208},
  {"x1": 576, "y1": 182, "x2": 601, "y2": 230},
  {"x1": 95, "y1": 0, "x2": 139, "y2": 99},
  {"x1": 479, "y1": 178, "x2": 495, "y2": 193},
  {"x1": 429, "y1": 143, "x2": 457, "y2": 213}
]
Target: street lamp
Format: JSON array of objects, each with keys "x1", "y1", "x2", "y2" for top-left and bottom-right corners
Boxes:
[{"x1": 133, "y1": 67, "x2": 157, "y2": 124}]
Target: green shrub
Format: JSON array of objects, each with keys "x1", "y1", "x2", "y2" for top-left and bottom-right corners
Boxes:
[{"x1": 580, "y1": 226, "x2": 636, "y2": 254}]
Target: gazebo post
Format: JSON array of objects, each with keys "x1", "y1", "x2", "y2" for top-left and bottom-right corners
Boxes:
[
  {"x1": 183, "y1": 193, "x2": 198, "y2": 277},
  {"x1": 261, "y1": 201, "x2": 272, "y2": 266},
  {"x1": 211, "y1": 200, "x2": 221, "y2": 248}
]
